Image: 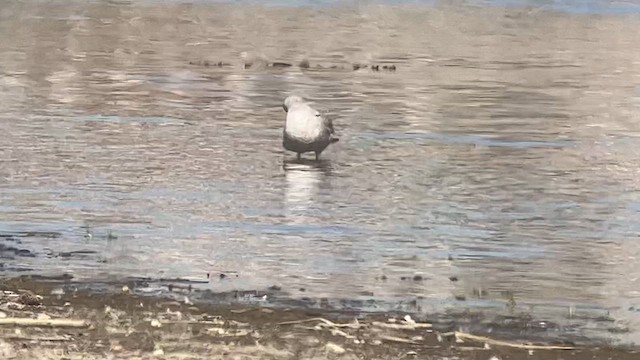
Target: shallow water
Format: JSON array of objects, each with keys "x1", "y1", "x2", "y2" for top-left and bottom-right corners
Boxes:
[{"x1": 1, "y1": 0, "x2": 640, "y2": 345}]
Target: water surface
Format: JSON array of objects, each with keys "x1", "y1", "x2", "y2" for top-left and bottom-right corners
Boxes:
[{"x1": 1, "y1": 0, "x2": 640, "y2": 345}]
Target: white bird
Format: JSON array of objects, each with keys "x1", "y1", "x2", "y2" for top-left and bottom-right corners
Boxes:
[{"x1": 282, "y1": 95, "x2": 339, "y2": 160}]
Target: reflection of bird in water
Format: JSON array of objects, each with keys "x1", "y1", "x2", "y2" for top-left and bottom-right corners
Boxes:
[
  {"x1": 282, "y1": 96, "x2": 339, "y2": 161},
  {"x1": 283, "y1": 160, "x2": 331, "y2": 224}
]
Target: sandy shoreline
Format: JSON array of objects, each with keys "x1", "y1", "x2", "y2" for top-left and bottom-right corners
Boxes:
[{"x1": 0, "y1": 275, "x2": 634, "y2": 359}]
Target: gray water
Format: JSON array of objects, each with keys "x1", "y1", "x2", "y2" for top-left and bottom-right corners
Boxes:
[{"x1": 2, "y1": 0, "x2": 640, "y2": 345}]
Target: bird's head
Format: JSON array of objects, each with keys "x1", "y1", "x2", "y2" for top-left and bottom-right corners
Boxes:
[{"x1": 283, "y1": 95, "x2": 304, "y2": 112}]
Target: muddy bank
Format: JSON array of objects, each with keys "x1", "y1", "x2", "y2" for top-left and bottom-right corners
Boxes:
[{"x1": 0, "y1": 276, "x2": 634, "y2": 359}]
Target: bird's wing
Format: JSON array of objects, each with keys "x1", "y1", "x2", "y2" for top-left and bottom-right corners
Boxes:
[
  {"x1": 317, "y1": 110, "x2": 336, "y2": 134},
  {"x1": 325, "y1": 117, "x2": 335, "y2": 134}
]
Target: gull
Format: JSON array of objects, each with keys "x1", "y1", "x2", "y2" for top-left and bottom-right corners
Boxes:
[{"x1": 282, "y1": 96, "x2": 339, "y2": 160}]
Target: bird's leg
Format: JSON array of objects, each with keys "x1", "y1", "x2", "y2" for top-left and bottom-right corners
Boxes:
[
  {"x1": 315, "y1": 152, "x2": 320, "y2": 161},
  {"x1": 297, "y1": 153, "x2": 301, "y2": 161}
]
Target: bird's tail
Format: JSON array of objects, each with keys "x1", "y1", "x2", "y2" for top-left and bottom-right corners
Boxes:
[{"x1": 331, "y1": 137, "x2": 339, "y2": 143}]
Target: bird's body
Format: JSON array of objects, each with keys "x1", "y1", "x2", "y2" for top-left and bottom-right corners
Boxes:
[{"x1": 282, "y1": 96, "x2": 338, "y2": 160}]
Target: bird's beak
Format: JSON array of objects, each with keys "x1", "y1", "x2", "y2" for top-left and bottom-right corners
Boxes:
[{"x1": 283, "y1": 105, "x2": 288, "y2": 112}]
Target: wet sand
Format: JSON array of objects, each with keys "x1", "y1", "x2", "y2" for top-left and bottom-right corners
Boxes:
[{"x1": 0, "y1": 275, "x2": 635, "y2": 359}]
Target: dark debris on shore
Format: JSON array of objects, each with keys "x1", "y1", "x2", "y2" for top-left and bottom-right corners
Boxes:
[{"x1": 188, "y1": 58, "x2": 398, "y2": 72}]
